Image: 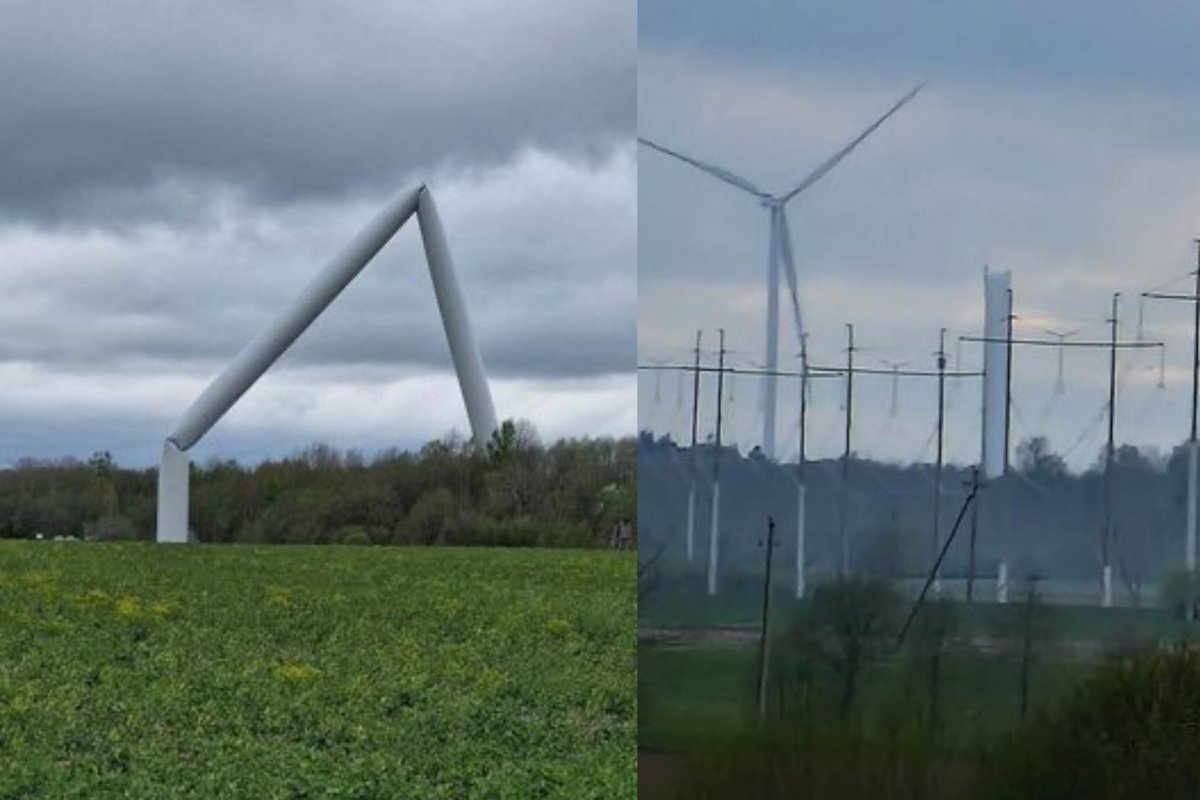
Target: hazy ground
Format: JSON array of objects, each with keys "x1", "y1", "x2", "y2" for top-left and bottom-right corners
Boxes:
[{"x1": 639, "y1": 575, "x2": 1193, "y2": 799}]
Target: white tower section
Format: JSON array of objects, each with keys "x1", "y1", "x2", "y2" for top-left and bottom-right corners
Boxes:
[
  {"x1": 981, "y1": 269, "x2": 1011, "y2": 480},
  {"x1": 156, "y1": 186, "x2": 498, "y2": 543}
]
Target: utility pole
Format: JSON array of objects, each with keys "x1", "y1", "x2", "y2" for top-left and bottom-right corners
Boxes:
[
  {"x1": 1045, "y1": 328, "x2": 1081, "y2": 394},
  {"x1": 686, "y1": 330, "x2": 702, "y2": 562},
  {"x1": 1004, "y1": 290, "x2": 1015, "y2": 467},
  {"x1": 967, "y1": 466, "x2": 980, "y2": 603},
  {"x1": 1139, "y1": 247, "x2": 1200, "y2": 583},
  {"x1": 715, "y1": 330, "x2": 726, "y2": 457},
  {"x1": 797, "y1": 334, "x2": 809, "y2": 599},
  {"x1": 645, "y1": 332, "x2": 984, "y2": 598},
  {"x1": 999, "y1": 289, "x2": 1015, "y2": 604},
  {"x1": 1103, "y1": 293, "x2": 1119, "y2": 608},
  {"x1": 963, "y1": 313, "x2": 1163, "y2": 608},
  {"x1": 890, "y1": 363, "x2": 901, "y2": 416},
  {"x1": 707, "y1": 328, "x2": 726, "y2": 596},
  {"x1": 690, "y1": 331, "x2": 702, "y2": 451},
  {"x1": 756, "y1": 516, "x2": 777, "y2": 719},
  {"x1": 839, "y1": 323, "x2": 855, "y2": 578},
  {"x1": 933, "y1": 328, "x2": 947, "y2": 592},
  {"x1": 1191, "y1": 243, "x2": 1200, "y2": 578},
  {"x1": 799, "y1": 334, "x2": 808, "y2": 468},
  {"x1": 881, "y1": 360, "x2": 909, "y2": 416},
  {"x1": 805, "y1": 328, "x2": 983, "y2": 582}
]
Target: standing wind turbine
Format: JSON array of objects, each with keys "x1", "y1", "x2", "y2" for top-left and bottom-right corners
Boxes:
[{"x1": 640, "y1": 83, "x2": 923, "y2": 459}]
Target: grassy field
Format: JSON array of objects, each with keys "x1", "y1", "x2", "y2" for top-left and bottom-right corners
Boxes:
[
  {"x1": 638, "y1": 580, "x2": 1200, "y2": 799},
  {"x1": 638, "y1": 637, "x2": 1096, "y2": 800},
  {"x1": 638, "y1": 642, "x2": 1091, "y2": 754},
  {"x1": 641, "y1": 578, "x2": 1187, "y2": 644},
  {"x1": 0, "y1": 542, "x2": 635, "y2": 799}
]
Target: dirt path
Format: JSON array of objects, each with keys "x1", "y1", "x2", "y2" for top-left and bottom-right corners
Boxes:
[
  {"x1": 639, "y1": 626, "x2": 759, "y2": 648},
  {"x1": 639, "y1": 625, "x2": 1138, "y2": 659},
  {"x1": 638, "y1": 749, "x2": 686, "y2": 800}
]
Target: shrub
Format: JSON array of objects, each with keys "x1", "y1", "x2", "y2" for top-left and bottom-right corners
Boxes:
[
  {"x1": 447, "y1": 518, "x2": 596, "y2": 548},
  {"x1": 802, "y1": 576, "x2": 902, "y2": 716},
  {"x1": 404, "y1": 488, "x2": 457, "y2": 545},
  {"x1": 664, "y1": 721, "x2": 963, "y2": 800},
  {"x1": 1160, "y1": 564, "x2": 1200, "y2": 620},
  {"x1": 337, "y1": 526, "x2": 372, "y2": 546}
]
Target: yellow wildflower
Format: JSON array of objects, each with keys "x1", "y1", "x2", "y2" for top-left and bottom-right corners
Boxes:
[
  {"x1": 546, "y1": 618, "x2": 571, "y2": 636},
  {"x1": 276, "y1": 662, "x2": 321, "y2": 681},
  {"x1": 115, "y1": 597, "x2": 140, "y2": 617},
  {"x1": 79, "y1": 588, "x2": 109, "y2": 607},
  {"x1": 150, "y1": 600, "x2": 179, "y2": 617},
  {"x1": 267, "y1": 588, "x2": 294, "y2": 608}
]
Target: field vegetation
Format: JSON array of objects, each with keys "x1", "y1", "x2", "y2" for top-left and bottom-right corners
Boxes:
[
  {"x1": 0, "y1": 542, "x2": 635, "y2": 798},
  {"x1": 640, "y1": 575, "x2": 1200, "y2": 799}
]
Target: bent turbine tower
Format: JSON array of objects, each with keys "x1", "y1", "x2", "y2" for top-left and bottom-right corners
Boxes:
[{"x1": 156, "y1": 186, "x2": 498, "y2": 543}]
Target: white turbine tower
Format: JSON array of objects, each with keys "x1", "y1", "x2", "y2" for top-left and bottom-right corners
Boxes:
[{"x1": 640, "y1": 83, "x2": 923, "y2": 459}]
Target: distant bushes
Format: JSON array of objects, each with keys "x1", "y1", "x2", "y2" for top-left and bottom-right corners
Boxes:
[
  {"x1": 995, "y1": 646, "x2": 1200, "y2": 800},
  {"x1": 659, "y1": 645, "x2": 1200, "y2": 800},
  {"x1": 1160, "y1": 564, "x2": 1200, "y2": 620},
  {"x1": 660, "y1": 575, "x2": 1200, "y2": 799},
  {"x1": 0, "y1": 423, "x2": 636, "y2": 547},
  {"x1": 448, "y1": 517, "x2": 593, "y2": 548},
  {"x1": 331, "y1": 517, "x2": 590, "y2": 548},
  {"x1": 336, "y1": 526, "x2": 373, "y2": 546},
  {"x1": 663, "y1": 722, "x2": 967, "y2": 800}
]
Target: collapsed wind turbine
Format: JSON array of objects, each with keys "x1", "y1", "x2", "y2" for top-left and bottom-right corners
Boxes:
[
  {"x1": 156, "y1": 186, "x2": 497, "y2": 543},
  {"x1": 639, "y1": 83, "x2": 923, "y2": 459}
]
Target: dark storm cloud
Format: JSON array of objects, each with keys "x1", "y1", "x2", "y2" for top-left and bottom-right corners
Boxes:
[
  {"x1": 640, "y1": 0, "x2": 1200, "y2": 94},
  {"x1": 0, "y1": 0, "x2": 634, "y2": 224}
]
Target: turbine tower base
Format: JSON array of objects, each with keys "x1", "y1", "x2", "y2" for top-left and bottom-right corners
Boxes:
[{"x1": 157, "y1": 440, "x2": 190, "y2": 544}]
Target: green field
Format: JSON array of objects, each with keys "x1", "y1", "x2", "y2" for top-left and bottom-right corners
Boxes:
[
  {"x1": 638, "y1": 581, "x2": 1200, "y2": 799},
  {"x1": 638, "y1": 641, "x2": 1090, "y2": 754},
  {"x1": 0, "y1": 542, "x2": 635, "y2": 799},
  {"x1": 641, "y1": 579, "x2": 1187, "y2": 643}
]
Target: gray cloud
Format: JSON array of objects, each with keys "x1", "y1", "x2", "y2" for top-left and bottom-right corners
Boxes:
[
  {"x1": 0, "y1": 0, "x2": 634, "y2": 225},
  {"x1": 0, "y1": 1, "x2": 635, "y2": 464},
  {"x1": 0, "y1": 147, "x2": 635, "y2": 377}
]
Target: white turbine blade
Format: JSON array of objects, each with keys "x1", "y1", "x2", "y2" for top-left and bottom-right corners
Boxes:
[
  {"x1": 638, "y1": 137, "x2": 767, "y2": 198},
  {"x1": 781, "y1": 83, "x2": 924, "y2": 205},
  {"x1": 777, "y1": 210, "x2": 805, "y2": 346}
]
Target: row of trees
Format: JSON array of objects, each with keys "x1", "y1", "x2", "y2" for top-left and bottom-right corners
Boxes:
[
  {"x1": 638, "y1": 430, "x2": 1199, "y2": 586},
  {"x1": 0, "y1": 422, "x2": 636, "y2": 547}
]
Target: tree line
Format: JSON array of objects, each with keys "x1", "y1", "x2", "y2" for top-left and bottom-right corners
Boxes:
[
  {"x1": 638, "y1": 430, "x2": 1196, "y2": 590},
  {"x1": 0, "y1": 421, "x2": 636, "y2": 547}
]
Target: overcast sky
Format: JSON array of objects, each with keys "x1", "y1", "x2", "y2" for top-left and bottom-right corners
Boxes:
[
  {"x1": 0, "y1": 0, "x2": 635, "y2": 466},
  {"x1": 639, "y1": 0, "x2": 1200, "y2": 471}
]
